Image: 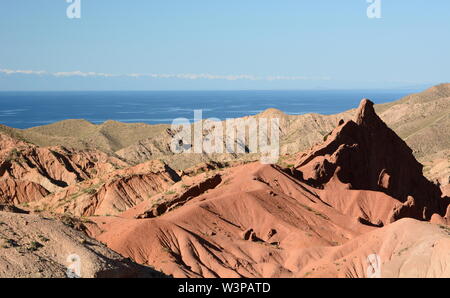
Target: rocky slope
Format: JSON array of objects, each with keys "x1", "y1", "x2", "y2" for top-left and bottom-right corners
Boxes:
[{"x1": 0, "y1": 208, "x2": 164, "y2": 278}]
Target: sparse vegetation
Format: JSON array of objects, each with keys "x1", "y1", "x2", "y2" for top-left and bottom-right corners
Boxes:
[
  {"x1": 61, "y1": 215, "x2": 75, "y2": 228},
  {"x1": 1, "y1": 238, "x2": 18, "y2": 249},
  {"x1": 397, "y1": 246, "x2": 410, "y2": 256},
  {"x1": 82, "y1": 183, "x2": 102, "y2": 195},
  {"x1": 222, "y1": 178, "x2": 233, "y2": 185},
  {"x1": 6, "y1": 148, "x2": 21, "y2": 162},
  {"x1": 300, "y1": 203, "x2": 330, "y2": 220},
  {"x1": 439, "y1": 225, "x2": 450, "y2": 236},
  {"x1": 322, "y1": 131, "x2": 332, "y2": 142},
  {"x1": 27, "y1": 241, "x2": 43, "y2": 252},
  {"x1": 38, "y1": 235, "x2": 49, "y2": 242}
]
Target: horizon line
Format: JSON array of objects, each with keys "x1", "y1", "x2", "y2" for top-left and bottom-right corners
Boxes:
[{"x1": 0, "y1": 86, "x2": 430, "y2": 92}]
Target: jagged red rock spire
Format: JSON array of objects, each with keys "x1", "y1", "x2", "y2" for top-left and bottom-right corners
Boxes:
[{"x1": 296, "y1": 98, "x2": 448, "y2": 221}]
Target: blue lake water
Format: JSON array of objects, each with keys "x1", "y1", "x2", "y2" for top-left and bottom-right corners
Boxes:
[{"x1": 0, "y1": 90, "x2": 415, "y2": 129}]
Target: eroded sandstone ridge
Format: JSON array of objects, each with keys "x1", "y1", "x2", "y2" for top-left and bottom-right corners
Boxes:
[{"x1": 0, "y1": 134, "x2": 128, "y2": 205}]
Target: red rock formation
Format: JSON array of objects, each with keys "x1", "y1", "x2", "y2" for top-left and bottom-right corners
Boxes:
[
  {"x1": 295, "y1": 99, "x2": 448, "y2": 220},
  {"x1": 0, "y1": 133, "x2": 128, "y2": 204},
  {"x1": 0, "y1": 179, "x2": 49, "y2": 205},
  {"x1": 30, "y1": 160, "x2": 181, "y2": 217},
  {"x1": 89, "y1": 162, "x2": 376, "y2": 277}
]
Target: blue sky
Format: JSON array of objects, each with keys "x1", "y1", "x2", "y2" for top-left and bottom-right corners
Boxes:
[{"x1": 0, "y1": 0, "x2": 449, "y2": 90}]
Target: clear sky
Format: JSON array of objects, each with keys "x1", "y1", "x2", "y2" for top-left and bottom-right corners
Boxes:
[{"x1": 0, "y1": 0, "x2": 449, "y2": 90}]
